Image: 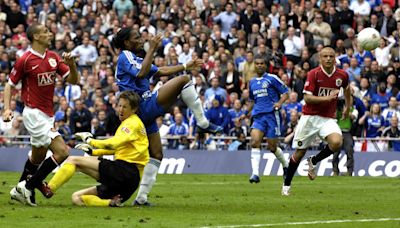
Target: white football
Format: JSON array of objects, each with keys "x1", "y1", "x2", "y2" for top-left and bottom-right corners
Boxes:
[{"x1": 357, "y1": 27, "x2": 381, "y2": 51}]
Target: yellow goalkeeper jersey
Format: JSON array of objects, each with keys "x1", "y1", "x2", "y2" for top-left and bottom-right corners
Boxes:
[{"x1": 88, "y1": 114, "x2": 149, "y2": 167}]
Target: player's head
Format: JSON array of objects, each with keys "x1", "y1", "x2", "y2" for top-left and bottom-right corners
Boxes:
[
  {"x1": 26, "y1": 23, "x2": 52, "y2": 47},
  {"x1": 254, "y1": 54, "x2": 267, "y2": 76},
  {"x1": 112, "y1": 28, "x2": 144, "y2": 53},
  {"x1": 319, "y1": 47, "x2": 335, "y2": 69},
  {"x1": 117, "y1": 91, "x2": 141, "y2": 121}
]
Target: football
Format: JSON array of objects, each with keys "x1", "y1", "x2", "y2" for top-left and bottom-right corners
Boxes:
[{"x1": 357, "y1": 27, "x2": 381, "y2": 51}]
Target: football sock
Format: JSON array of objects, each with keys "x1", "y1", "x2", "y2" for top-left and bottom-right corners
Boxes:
[
  {"x1": 26, "y1": 156, "x2": 59, "y2": 190},
  {"x1": 273, "y1": 147, "x2": 288, "y2": 168},
  {"x1": 81, "y1": 195, "x2": 110, "y2": 207},
  {"x1": 251, "y1": 148, "x2": 261, "y2": 176},
  {"x1": 135, "y1": 158, "x2": 161, "y2": 204},
  {"x1": 312, "y1": 145, "x2": 334, "y2": 165},
  {"x1": 19, "y1": 158, "x2": 39, "y2": 182},
  {"x1": 181, "y1": 81, "x2": 209, "y2": 129},
  {"x1": 48, "y1": 163, "x2": 76, "y2": 192},
  {"x1": 284, "y1": 154, "x2": 301, "y2": 186}
]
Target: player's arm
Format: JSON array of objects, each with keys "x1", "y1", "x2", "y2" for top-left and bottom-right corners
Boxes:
[
  {"x1": 342, "y1": 84, "x2": 352, "y2": 119},
  {"x1": 303, "y1": 91, "x2": 339, "y2": 104},
  {"x1": 157, "y1": 56, "x2": 203, "y2": 76},
  {"x1": 137, "y1": 34, "x2": 162, "y2": 79},
  {"x1": 89, "y1": 134, "x2": 134, "y2": 150},
  {"x1": 2, "y1": 83, "x2": 14, "y2": 122},
  {"x1": 92, "y1": 149, "x2": 116, "y2": 156},
  {"x1": 274, "y1": 92, "x2": 289, "y2": 110},
  {"x1": 62, "y1": 52, "x2": 80, "y2": 84}
]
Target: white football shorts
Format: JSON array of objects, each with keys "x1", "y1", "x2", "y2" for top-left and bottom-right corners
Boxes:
[
  {"x1": 23, "y1": 106, "x2": 60, "y2": 147},
  {"x1": 292, "y1": 115, "x2": 342, "y2": 149}
]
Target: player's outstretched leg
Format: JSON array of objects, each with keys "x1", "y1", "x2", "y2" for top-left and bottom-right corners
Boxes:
[
  {"x1": 157, "y1": 75, "x2": 223, "y2": 134},
  {"x1": 267, "y1": 139, "x2": 288, "y2": 180}
]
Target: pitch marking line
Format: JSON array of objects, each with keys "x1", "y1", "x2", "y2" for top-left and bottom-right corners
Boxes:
[{"x1": 199, "y1": 218, "x2": 400, "y2": 228}]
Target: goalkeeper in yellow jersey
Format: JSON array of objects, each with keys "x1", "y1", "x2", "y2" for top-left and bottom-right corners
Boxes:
[{"x1": 47, "y1": 91, "x2": 149, "y2": 207}]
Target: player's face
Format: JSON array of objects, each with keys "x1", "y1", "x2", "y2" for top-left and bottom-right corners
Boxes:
[
  {"x1": 126, "y1": 31, "x2": 144, "y2": 53},
  {"x1": 117, "y1": 98, "x2": 136, "y2": 121},
  {"x1": 254, "y1": 59, "x2": 266, "y2": 75},
  {"x1": 35, "y1": 25, "x2": 53, "y2": 47},
  {"x1": 319, "y1": 49, "x2": 335, "y2": 69}
]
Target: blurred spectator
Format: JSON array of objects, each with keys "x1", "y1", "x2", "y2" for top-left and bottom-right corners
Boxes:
[
  {"x1": 359, "y1": 103, "x2": 385, "y2": 137},
  {"x1": 220, "y1": 61, "x2": 242, "y2": 96},
  {"x1": 382, "y1": 96, "x2": 400, "y2": 127},
  {"x1": 282, "y1": 91, "x2": 302, "y2": 124},
  {"x1": 90, "y1": 118, "x2": 106, "y2": 138},
  {"x1": 204, "y1": 77, "x2": 227, "y2": 108},
  {"x1": 167, "y1": 112, "x2": 189, "y2": 149},
  {"x1": 283, "y1": 27, "x2": 303, "y2": 64},
  {"x1": 375, "y1": 37, "x2": 396, "y2": 68},
  {"x1": 71, "y1": 36, "x2": 98, "y2": 72},
  {"x1": 228, "y1": 118, "x2": 247, "y2": 150},
  {"x1": 212, "y1": 3, "x2": 237, "y2": 39},
  {"x1": 70, "y1": 100, "x2": 92, "y2": 133},
  {"x1": 382, "y1": 116, "x2": 400, "y2": 152},
  {"x1": 206, "y1": 95, "x2": 230, "y2": 134},
  {"x1": 349, "y1": 0, "x2": 371, "y2": 17},
  {"x1": 283, "y1": 109, "x2": 299, "y2": 149},
  {"x1": 377, "y1": 4, "x2": 396, "y2": 37},
  {"x1": 370, "y1": 82, "x2": 391, "y2": 110},
  {"x1": 242, "y1": 51, "x2": 256, "y2": 86},
  {"x1": 307, "y1": 11, "x2": 332, "y2": 46}
]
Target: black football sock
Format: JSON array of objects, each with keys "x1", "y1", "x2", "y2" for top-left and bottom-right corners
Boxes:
[
  {"x1": 311, "y1": 145, "x2": 334, "y2": 165},
  {"x1": 19, "y1": 158, "x2": 39, "y2": 182},
  {"x1": 284, "y1": 155, "x2": 301, "y2": 186},
  {"x1": 25, "y1": 156, "x2": 59, "y2": 190}
]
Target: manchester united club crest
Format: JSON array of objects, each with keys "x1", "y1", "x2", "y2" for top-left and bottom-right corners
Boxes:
[
  {"x1": 48, "y1": 58, "x2": 57, "y2": 68},
  {"x1": 336, "y1": 79, "x2": 342, "y2": 87}
]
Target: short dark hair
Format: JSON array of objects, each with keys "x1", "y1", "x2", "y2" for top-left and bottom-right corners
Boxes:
[
  {"x1": 118, "y1": 91, "x2": 141, "y2": 112},
  {"x1": 254, "y1": 54, "x2": 266, "y2": 64},
  {"x1": 111, "y1": 28, "x2": 133, "y2": 50},
  {"x1": 26, "y1": 23, "x2": 42, "y2": 42}
]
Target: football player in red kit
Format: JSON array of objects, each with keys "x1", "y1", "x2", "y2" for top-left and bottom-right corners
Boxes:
[
  {"x1": 282, "y1": 47, "x2": 351, "y2": 196},
  {"x1": 3, "y1": 24, "x2": 80, "y2": 206}
]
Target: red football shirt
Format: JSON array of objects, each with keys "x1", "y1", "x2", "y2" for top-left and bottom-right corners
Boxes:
[
  {"x1": 8, "y1": 49, "x2": 70, "y2": 117},
  {"x1": 302, "y1": 66, "x2": 349, "y2": 118}
]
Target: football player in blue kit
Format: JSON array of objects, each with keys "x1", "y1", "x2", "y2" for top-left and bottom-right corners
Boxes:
[
  {"x1": 112, "y1": 28, "x2": 223, "y2": 205},
  {"x1": 247, "y1": 55, "x2": 289, "y2": 183}
]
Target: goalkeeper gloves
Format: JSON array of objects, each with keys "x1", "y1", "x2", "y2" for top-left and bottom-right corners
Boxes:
[
  {"x1": 75, "y1": 143, "x2": 93, "y2": 155},
  {"x1": 75, "y1": 132, "x2": 93, "y2": 143}
]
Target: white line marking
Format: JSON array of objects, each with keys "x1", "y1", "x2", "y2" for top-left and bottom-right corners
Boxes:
[{"x1": 199, "y1": 218, "x2": 400, "y2": 228}]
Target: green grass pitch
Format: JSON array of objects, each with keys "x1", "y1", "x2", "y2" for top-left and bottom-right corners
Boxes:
[{"x1": 0, "y1": 172, "x2": 399, "y2": 228}]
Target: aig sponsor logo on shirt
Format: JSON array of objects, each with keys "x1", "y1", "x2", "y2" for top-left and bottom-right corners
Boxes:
[
  {"x1": 317, "y1": 87, "x2": 335, "y2": 97},
  {"x1": 37, "y1": 71, "x2": 56, "y2": 86}
]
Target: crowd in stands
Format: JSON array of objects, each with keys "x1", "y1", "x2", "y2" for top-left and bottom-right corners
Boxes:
[{"x1": 0, "y1": 0, "x2": 400, "y2": 151}]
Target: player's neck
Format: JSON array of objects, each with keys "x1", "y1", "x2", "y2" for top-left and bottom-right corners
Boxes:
[
  {"x1": 322, "y1": 66, "x2": 334, "y2": 74},
  {"x1": 31, "y1": 43, "x2": 47, "y2": 55}
]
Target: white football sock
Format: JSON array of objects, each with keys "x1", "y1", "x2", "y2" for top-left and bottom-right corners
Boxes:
[
  {"x1": 274, "y1": 147, "x2": 288, "y2": 168},
  {"x1": 180, "y1": 81, "x2": 209, "y2": 129},
  {"x1": 135, "y1": 158, "x2": 161, "y2": 204},
  {"x1": 251, "y1": 148, "x2": 261, "y2": 176}
]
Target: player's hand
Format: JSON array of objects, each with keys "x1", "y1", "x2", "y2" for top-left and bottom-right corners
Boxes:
[
  {"x1": 62, "y1": 52, "x2": 77, "y2": 66},
  {"x1": 273, "y1": 103, "x2": 282, "y2": 110},
  {"x1": 75, "y1": 143, "x2": 93, "y2": 155},
  {"x1": 149, "y1": 33, "x2": 163, "y2": 51},
  {"x1": 186, "y1": 57, "x2": 203, "y2": 71},
  {"x1": 74, "y1": 132, "x2": 93, "y2": 143},
  {"x1": 342, "y1": 106, "x2": 350, "y2": 120},
  {"x1": 326, "y1": 89, "x2": 340, "y2": 101},
  {"x1": 2, "y1": 109, "x2": 13, "y2": 122}
]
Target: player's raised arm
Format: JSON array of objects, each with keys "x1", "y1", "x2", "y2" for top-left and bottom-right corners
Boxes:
[
  {"x1": 63, "y1": 52, "x2": 80, "y2": 84},
  {"x1": 157, "y1": 56, "x2": 203, "y2": 76},
  {"x1": 137, "y1": 33, "x2": 162, "y2": 78}
]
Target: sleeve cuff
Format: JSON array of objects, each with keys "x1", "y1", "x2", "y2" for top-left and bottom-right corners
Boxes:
[
  {"x1": 8, "y1": 78, "x2": 17, "y2": 86},
  {"x1": 303, "y1": 90, "x2": 313, "y2": 95},
  {"x1": 61, "y1": 70, "x2": 70, "y2": 79}
]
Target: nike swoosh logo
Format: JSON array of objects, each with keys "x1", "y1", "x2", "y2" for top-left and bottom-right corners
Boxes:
[{"x1": 32, "y1": 65, "x2": 39, "y2": 70}]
